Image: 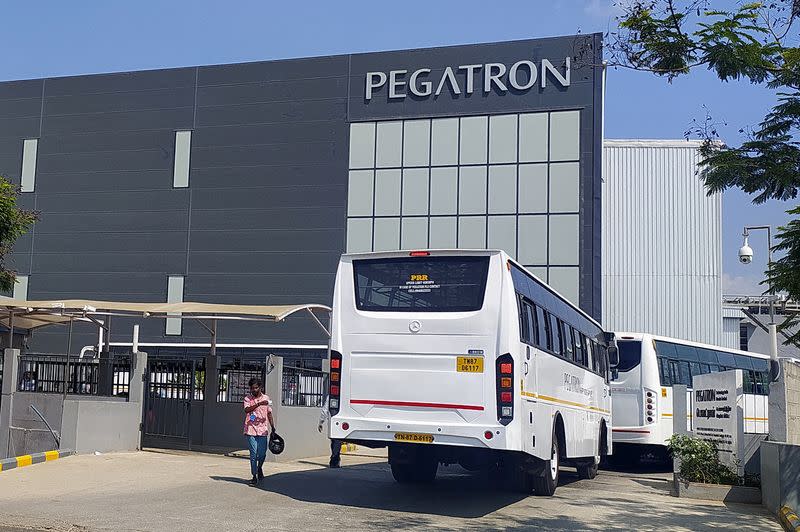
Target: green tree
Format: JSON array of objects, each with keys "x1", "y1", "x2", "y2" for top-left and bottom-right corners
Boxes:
[
  {"x1": 609, "y1": 0, "x2": 800, "y2": 344},
  {"x1": 0, "y1": 176, "x2": 37, "y2": 294}
]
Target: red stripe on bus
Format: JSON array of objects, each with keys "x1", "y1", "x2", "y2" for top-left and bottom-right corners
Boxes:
[
  {"x1": 612, "y1": 429, "x2": 651, "y2": 434},
  {"x1": 350, "y1": 399, "x2": 484, "y2": 411}
]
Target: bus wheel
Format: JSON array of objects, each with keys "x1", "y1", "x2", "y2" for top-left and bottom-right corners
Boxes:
[
  {"x1": 577, "y1": 456, "x2": 599, "y2": 480},
  {"x1": 532, "y1": 427, "x2": 559, "y2": 496}
]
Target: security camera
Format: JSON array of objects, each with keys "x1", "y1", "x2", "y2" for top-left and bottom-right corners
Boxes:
[{"x1": 739, "y1": 243, "x2": 753, "y2": 264}]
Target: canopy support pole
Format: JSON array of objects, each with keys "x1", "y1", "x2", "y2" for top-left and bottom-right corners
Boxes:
[{"x1": 306, "y1": 308, "x2": 331, "y2": 338}]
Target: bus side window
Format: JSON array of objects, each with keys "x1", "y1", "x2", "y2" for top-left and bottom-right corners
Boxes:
[
  {"x1": 658, "y1": 357, "x2": 672, "y2": 386},
  {"x1": 518, "y1": 296, "x2": 531, "y2": 344},
  {"x1": 542, "y1": 311, "x2": 554, "y2": 352},
  {"x1": 561, "y1": 322, "x2": 574, "y2": 361},
  {"x1": 528, "y1": 303, "x2": 540, "y2": 346},
  {"x1": 582, "y1": 334, "x2": 591, "y2": 368},
  {"x1": 590, "y1": 341, "x2": 600, "y2": 373},
  {"x1": 551, "y1": 315, "x2": 562, "y2": 356},
  {"x1": 535, "y1": 306, "x2": 547, "y2": 350}
]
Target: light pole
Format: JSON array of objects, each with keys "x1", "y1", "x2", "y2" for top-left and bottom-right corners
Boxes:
[{"x1": 739, "y1": 225, "x2": 781, "y2": 373}]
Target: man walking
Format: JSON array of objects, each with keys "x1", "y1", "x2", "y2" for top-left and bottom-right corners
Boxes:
[
  {"x1": 318, "y1": 395, "x2": 342, "y2": 468},
  {"x1": 243, "y1": 377, "x2": 276, "y2": 486}
]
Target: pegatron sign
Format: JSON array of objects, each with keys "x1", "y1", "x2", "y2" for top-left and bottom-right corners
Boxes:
[{"x1": 365, "y1": 57, "x2": 571, "y2": 100}]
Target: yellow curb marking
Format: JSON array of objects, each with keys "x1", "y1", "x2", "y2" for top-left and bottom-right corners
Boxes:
[
  {"x1": 44, "y1": 450, "x2": 59, "y2": 461},
  {"x1": 16, "y1": 455, "x2": 32, "y2": 468}
]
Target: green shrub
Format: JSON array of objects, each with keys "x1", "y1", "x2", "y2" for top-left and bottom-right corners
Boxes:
[{"x1": 667, "y1": 434, "x2": 741, "y2": 485}]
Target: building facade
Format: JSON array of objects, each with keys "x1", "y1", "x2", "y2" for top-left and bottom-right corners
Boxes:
[
  {"x1": 602, "y1": 140, "x2": 723, "y2": 345},
  {"x1": 0, "y1": 35, "x2": 604, "y2": 353}
]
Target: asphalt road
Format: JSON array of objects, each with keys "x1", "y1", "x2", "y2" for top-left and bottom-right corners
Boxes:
[{"x1": 0, "y1": 450, "x2": 779, "y2": 531}]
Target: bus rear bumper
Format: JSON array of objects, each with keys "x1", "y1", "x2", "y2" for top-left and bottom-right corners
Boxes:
[{"x1": 330, "y1": 418, "x2": 508, "y2": 450}]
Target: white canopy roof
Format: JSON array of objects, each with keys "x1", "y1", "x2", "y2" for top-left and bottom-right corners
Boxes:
[{"x1": 0, "y1": 298, "x2": 331, "y2": 331}]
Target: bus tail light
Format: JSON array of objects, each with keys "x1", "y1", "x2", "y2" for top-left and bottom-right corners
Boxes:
[
  {"x1": 496, "y1": 354, "x2": 514, "y2": 426},
  {"x1": 409, "y1": 251, "x2": 430, "y2": 257},
  {"x1": 329, "y1": 351, "x2": 343, "y2": 416},
  {"x1": 644, "y1": 388, "x2": 656, "y2": 424}
]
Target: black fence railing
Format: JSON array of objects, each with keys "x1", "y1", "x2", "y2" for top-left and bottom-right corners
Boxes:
[
  {"x1": 282, "y1": 366, "x2": 327, "y2": 408},
  {"x1": 218, "y1": 356, "x2": 265, "y2": 403},
  {"x1": 18, "y1": 353, "x2": 131, "y2": 398},
  {"x1": 147, "y1": 357, "x2": 205, "y2": 400}
]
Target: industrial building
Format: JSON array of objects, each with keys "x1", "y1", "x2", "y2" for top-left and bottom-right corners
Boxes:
[{"x1": 0, "y1": 33, "x2": 727, "y2": 353}]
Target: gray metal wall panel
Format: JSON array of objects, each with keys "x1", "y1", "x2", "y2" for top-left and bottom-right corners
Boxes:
[
  {"x1": 602, "y1": 140, "x2": 723, "y2": 344},
  {"x1": 722, "y1": 317, "x2": 741, "y2": 350},
  {"x1": 0, "y1": 35, "x2": 601, "y2": 351}
]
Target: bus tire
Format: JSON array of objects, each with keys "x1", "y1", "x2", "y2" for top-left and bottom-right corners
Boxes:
[
  {"x1": 577, "y1": 426, "x2": 603, "y2": 480},
  {"x1": 533, "y1": 426, "x2": 560, "y2": 496}
]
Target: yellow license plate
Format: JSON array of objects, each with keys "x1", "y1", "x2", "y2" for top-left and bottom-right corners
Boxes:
[
  {"x1": 394, "y1": 432, "x2": 434, "y2": 444},
  {"x1": 456, "y1": 356, "x2": 484, "y2": 373}
]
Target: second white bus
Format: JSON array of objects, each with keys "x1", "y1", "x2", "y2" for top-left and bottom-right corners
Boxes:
[
  {"x1": 610, "y1": 333, "x2": 770, "y2": 461},
  {"x1": 328, "y1": 249, "x2": 618, "y2": 495}
]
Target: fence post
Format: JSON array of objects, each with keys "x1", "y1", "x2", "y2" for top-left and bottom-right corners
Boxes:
[
  {"x1": 266, "y1": 355, "x2": 283, "y2": 410},
  {"x1": 129, "y1": 351, "x2": 147, "y2": 404},
  {"x1": 97, "y1": 350, "x2": 114, "y2": 396},
  {"x1": 0, "y1": 349, "x2": 21, "y2": 459}
]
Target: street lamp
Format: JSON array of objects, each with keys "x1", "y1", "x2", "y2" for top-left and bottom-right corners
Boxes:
[{"x1": 739, "y1": 225, "x2": 781, "y2": 379}]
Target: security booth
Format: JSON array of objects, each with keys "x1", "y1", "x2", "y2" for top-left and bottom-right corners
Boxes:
[{"x1": 0, "y1": 299, "x2": 331, "y2": 458}]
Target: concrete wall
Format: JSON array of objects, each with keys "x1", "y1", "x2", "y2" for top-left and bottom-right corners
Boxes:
[
  {"x1": 61, "y1": 397, "x2": 142, "y2": 454},
  {"x1": 761, "y1": 441, "x2": 800, "y2": 515},
  {"x1": 7, "y1": 392, "x2": 63, "y2": 457},
  {"x1": 769, "y1": 359, "x2": 800, "y2": 445}
]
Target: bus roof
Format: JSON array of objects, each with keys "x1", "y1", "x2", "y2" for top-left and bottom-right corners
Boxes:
[{"x1": 614, "y1": 331, "x2": 771, "y2": 360}]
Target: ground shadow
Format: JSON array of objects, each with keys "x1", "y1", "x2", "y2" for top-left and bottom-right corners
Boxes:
[{"x1": 210, "y1": 462, "x2": 584, "y2": 519}]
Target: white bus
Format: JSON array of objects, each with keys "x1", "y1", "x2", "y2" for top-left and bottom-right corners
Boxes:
[
  {"x1": 328, "y1": 250, "x2": 618, "y2": 496},
  {"x1": 611, "y1": 333, "x2": 770, "y2": 461}
]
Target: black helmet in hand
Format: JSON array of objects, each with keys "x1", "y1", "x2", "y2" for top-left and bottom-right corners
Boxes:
[{"x1": 269, "y1": 431, "x2": 285, "y2": 455}]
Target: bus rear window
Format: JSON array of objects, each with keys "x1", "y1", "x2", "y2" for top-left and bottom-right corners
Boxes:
[
  {"x1": 616, "y1": 341, "x2": 642, "y2": 372},
  {"x1": 352, "y1": 256, "x2": 490, "y2": 312}
]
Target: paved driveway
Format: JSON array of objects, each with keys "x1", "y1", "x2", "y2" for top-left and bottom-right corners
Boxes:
[{"x1": 0, "y1": 450, "x2": 779, "y2": 531}]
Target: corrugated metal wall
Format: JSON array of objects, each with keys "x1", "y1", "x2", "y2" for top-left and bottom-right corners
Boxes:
[
  {"x1": 602, "y1": 140, "x2": 722, "y2": 344},
  {"x1": 721, "y1": 307, "x2": 743, "y2": 349}
]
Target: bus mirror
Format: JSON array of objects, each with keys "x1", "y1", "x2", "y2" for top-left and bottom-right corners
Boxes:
[{"x1": 608, "y1": 345, "x2": 620, "y2": 368}]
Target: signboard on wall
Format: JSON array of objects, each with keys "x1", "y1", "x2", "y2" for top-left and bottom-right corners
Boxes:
[{"x1": 692, "y1": 370, "x2": 745, "y2": 475}]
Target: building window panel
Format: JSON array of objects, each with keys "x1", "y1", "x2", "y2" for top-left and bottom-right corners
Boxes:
[
  {"x1": 376, "y1": 121, "x2": 403, "y2": 168},
  {"x1": 401, "y1": 217, "x2": 428, "y2": 250},
  {"x1": 518, "y1": 215, "x2": 547, "y2": 264},
  {"x1": 524, "y1": 266, "x2": 548, "y2": 283},
  {"x1": 519, "y1": 113, "x2": 548, "y2": 163},
  {"x1": 548, "y1": 214, "x2": 579, "y2": 265},
  {"x1": 518, "y1": 164, "x2": 548, "y2": 213},
  {"x1": 347, "y1": 218, "x2": 373, "y2": 253},
  {"x1": 429, "y1": 217, "x2": 457, "y2": 248},
  {"x1": 458, "y1": 166, "x2": 487, "y2": 215},
  {"x1": 349, "y1": 122, "x2": 376, "y2": 169},
  {"x1": 347, "y1": 170, "x2": 374, "y2": 217},
  {"x1": 459, "y1": 116, "x2": 488, "y2": 165},
  {"x1": 458, "y1": 216, "x2": 486, "y2": 249},
  {"x1": 374, "y1": 169, "x2": 401, "y2": 216},
  {"x1": 173, "y1": 131, "x2": 192, "y2": 188},
  {"x1": 12, "y1": 275, "x2": 28, "y2": 300},
  {"x1": 373, "y1": 218, "x2": 400, "y2": 251},
  {"x1": 402, "y1": 168, "x2": 429, "y2": 216},
  {"x1": 488, "y1": 165, "x2": 517, "y2": 214},
  {"x1": 429, "y1": 167, "x2": 458, "y2": 215},
  {"x1": 166, "y1": 275, "x2": 185, "y2": 336},
  {"x1": 430, "y1": 118, "x2": 459, "y2": 166},
  {"x1": 488, "y1": 216, "x2": 516, "y2": 258},
  {"x1": 549, "y1": 162, "x2": 580, "y2": 213},
  {"x1": 549, "y1": 110, "x2": 580, "y2": 161},
  {"x1": 403, "y1": 119, "x2": 430, "y2": 167},
  {"x1": 489, "y1": 114, "x2": 518, "y2": 164},
  {"x1": 21, "y1": 139, "x2": 38, "y2": 193},
  {"x1": 549, "y1": 267, "x2": 579, "y2": 305}
]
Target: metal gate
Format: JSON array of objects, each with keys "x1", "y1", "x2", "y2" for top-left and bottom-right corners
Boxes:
[{"x1": 142, "y1": 357, "x2": 204, "y2": 450}]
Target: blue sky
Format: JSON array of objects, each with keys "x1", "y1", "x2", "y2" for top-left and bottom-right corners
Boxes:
[{"x1": 1, "y1": 0, "x2": 791, "y2": 293}]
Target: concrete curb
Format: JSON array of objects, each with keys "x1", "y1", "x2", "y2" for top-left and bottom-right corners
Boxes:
[
  {"x1": 0, "y1": 450, "x2": 74, "y2": 472},
  {"x1": 779, "y1": 506, "x2": 800, "y2": 532}
]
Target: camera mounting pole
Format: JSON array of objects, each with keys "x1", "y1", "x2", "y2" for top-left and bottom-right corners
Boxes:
[{"x1": 741, "y1": 225, "x2": 779, "y2": 378}]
